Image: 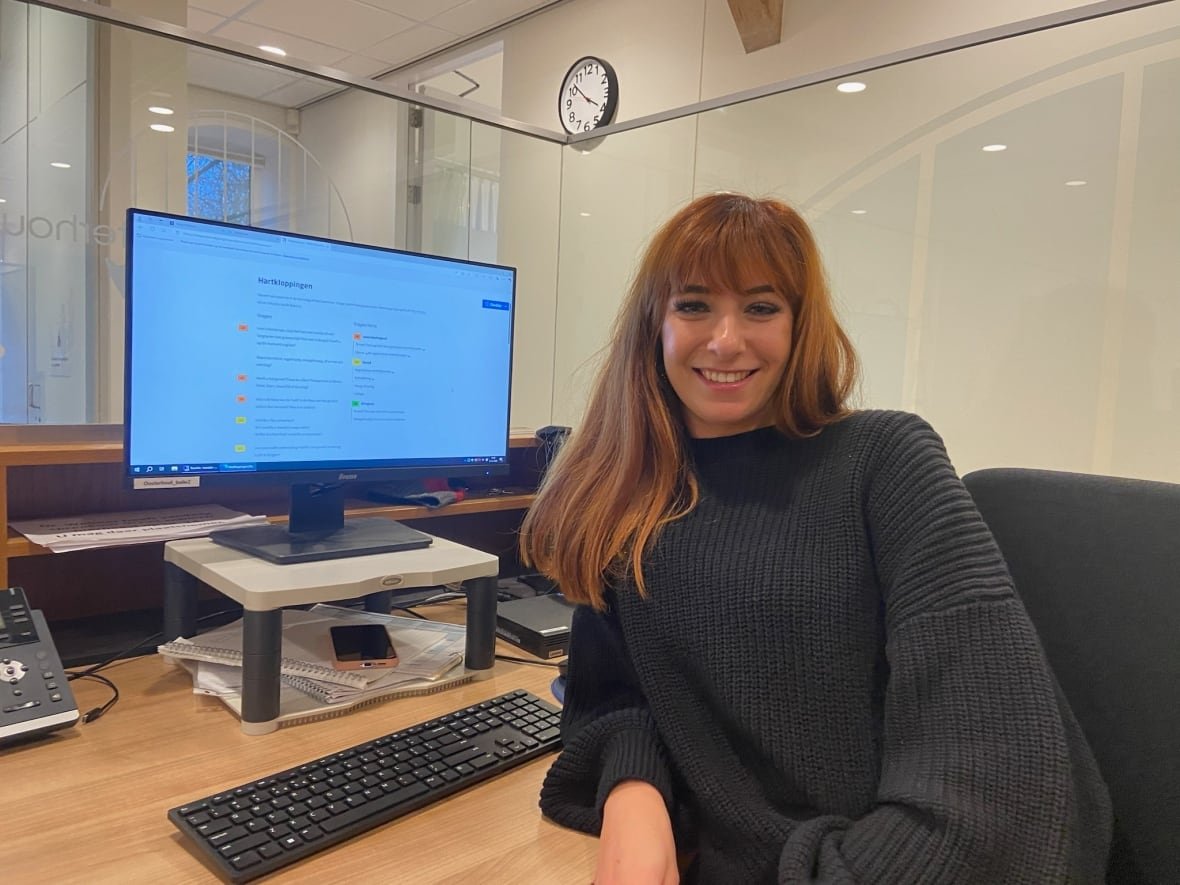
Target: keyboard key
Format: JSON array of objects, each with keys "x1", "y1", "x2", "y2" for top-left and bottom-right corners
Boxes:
[
  {"x1": 208, "y1": 825, "x2": 247, "y2": 848},
  {"x1": 229, "y1": 850, "x2": 262, "y2": 871}
]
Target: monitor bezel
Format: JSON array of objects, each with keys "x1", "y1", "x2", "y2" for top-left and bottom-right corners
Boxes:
[{"x1": 122, "y1": 207, "x2": 516, "y2": 490}]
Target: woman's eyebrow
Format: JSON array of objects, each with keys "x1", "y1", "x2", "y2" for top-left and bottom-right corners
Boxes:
[{"x1": 678, "y1": 283, "x2": 776, "y2": 295}]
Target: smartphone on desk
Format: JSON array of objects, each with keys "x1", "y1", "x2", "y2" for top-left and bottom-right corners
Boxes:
[{"x1": 329, "y1": 624, "x2": 399, "y2": 670}]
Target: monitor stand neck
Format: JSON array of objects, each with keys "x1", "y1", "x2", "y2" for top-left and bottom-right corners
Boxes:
[{"x1": 288, "y1": 483, "x2": 345, "y2": 534}]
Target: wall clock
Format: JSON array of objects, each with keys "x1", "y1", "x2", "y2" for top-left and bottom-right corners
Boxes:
[{"x1": 558, "y1": 56, "x2": 618, "y2": 135}]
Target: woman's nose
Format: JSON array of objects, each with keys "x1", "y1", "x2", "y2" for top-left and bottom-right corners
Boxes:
[{"x1": 707, "y1": 314, "x2": 743, "y2": 357}]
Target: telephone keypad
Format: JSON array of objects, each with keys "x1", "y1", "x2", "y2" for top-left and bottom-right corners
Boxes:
[{"x1": 0, "y1": 587, "x2": 79, "y2": 742}]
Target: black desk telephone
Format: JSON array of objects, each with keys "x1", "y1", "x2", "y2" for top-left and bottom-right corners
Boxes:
[{"x1": 0, "y1": 587, "x2": 79, "y2": 744}]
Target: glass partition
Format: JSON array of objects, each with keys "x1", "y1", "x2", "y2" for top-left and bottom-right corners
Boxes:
[
  {"x1": 413, "y1": 105, "x2": 566, "y2": 431},
  {"x1": 5, "y1": 0, "x2": 1178, "y2": 484},
  {"x1": 0, "y1": 0, "x2": 563, "y2": 430},
  {"x1": 552, "y1": 119, "x2": 698, "y2": 424},
  {"x1": 0, "y1": 0, "x2": 92, "y2": 424},
  {"x1": 556, "y1": 0, "x2": 1180, "y2": 483}
]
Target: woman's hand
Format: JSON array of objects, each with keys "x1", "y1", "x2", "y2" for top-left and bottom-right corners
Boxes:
[{"x1": 595, "y1": 780, "x2": 679, "y2": 885}]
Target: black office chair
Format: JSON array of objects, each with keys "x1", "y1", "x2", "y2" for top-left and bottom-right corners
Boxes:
[{"x1": 962, "y1": 468, "x2": 1180, "y2": 885}]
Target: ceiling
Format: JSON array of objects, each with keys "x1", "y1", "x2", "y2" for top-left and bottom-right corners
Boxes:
[{"x1": 182, "y1": 0, "x2": 565, "y2": 108}]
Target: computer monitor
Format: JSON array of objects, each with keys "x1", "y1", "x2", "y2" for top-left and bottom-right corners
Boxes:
[{"x1": 123, "y1": 208, "x2": 516, "y2": 564}]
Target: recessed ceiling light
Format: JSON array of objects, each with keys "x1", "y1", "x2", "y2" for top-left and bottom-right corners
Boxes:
[
  {"x1": 258, "y1": 45, "x2": 287, "y2": 57},
  {"x1": 836, "y1": 81, "x2": 866, "y2": 93},
  {"x1": 148, "y1": 105, "x2": 174, "y2": 115},
  {"x1": 981, "y1": 144, "x2": 1008, "y2": 152},
  {"x1": 0, "y1": 198, "x2": 6, "y2": 203},
  {"x1": 850, "y1": 209, "x2": 868, "y2": 215},
  {"x1": 579, "y1": 212, "x2": 591, "y2": 217},
  {"x1": 1064, "y1": 179, "x2": 1088, "y2": 187},
  {"x1": 150, "y1": 123, "x2": 175, "y2": 133},
  {"x1": 50, "y1": 162, "x2": 71, "y2": 169}
]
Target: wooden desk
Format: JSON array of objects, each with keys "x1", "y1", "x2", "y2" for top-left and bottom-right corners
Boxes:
[
  {"x1": 2, "y1": 650, "x2": 596, "y2": 883},
  {"x1": 1, "y1": 430, "x2": 545, "y2": 631}
]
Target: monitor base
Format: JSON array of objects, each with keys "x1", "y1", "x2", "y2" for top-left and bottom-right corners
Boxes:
[{"x1": 209, "y1": 517, "x2": 432, "y2": 565}]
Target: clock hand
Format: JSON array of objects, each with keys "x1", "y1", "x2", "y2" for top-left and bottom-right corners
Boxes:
[{"x1": 572, "y1": 84, "x2": 596, "y2": 104}]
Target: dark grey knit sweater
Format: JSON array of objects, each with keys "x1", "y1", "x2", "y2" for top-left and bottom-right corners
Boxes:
[{"x1": 539, "y1": 410, "x2": 1111, "y2": 883}]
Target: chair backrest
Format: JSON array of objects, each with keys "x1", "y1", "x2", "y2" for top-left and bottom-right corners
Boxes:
[{"x1": 962, "y1": 468, "x2": 1180, "y2": 885}]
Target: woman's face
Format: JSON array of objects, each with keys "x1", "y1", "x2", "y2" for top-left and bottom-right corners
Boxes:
[{"x1": 660, "y1": 277, "x2": 794, "y2": 438}]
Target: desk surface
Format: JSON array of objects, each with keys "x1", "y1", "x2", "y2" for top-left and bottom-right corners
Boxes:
[{"x1": 3, "y1": 612, "x2": 596, "y2": 884}]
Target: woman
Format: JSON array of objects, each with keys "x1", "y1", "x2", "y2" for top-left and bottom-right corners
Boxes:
[{"x1": 520, "y1": 193, "x2": 1111, "y2": 884}]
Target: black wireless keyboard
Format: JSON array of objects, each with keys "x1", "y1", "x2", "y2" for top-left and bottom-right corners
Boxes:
[{"x1": 168, "y1": 689, "x2": 562, "y2": 882}]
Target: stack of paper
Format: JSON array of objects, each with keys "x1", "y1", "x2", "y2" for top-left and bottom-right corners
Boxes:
[
  {"x1": 9, "y1": 504, "x2": 269, "y2": 552},
  {"x1": 161, "y1": 605, "x2": 473, "y2": 726}
]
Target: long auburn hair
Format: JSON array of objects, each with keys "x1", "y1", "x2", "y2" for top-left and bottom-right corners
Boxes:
[{"x1": 519, "y1": 193, "x2": 858, "y2": 609}]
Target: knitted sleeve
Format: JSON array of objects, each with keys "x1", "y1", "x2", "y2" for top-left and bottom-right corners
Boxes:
[
  {"x1": 538, "y1": 600, "x2": 677, "y2": 835},
  {"x1": 777, "y1": 413, "x2": 1111, "y2": 884}
]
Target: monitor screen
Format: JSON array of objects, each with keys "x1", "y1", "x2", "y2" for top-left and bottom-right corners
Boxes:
[{"x1": 124, "y1": 209, "x2": 516, "y2": 562}]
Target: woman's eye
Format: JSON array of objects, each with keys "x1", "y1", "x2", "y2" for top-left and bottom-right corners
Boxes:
[
  {"x1": 671, "y1": 299, "x2": 708, "y2": 315},
  {"x1": 747, "y1": 302, "x2": 782, "y2": 317}
]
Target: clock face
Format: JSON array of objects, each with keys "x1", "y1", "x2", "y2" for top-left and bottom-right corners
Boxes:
[{"x1": 559, "y1": 57, "x2": 618, "y2": 135}]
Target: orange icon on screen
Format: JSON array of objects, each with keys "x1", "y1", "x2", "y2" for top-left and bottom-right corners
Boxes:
[
  {"x1": 353, "y1": 333, "x2": 362, "y2": 340},
  {"x1": 238, "y1": 323, "x2": 249, "y2": 332},
  {"x1": 236, "y1": 395, "x2": 247, "y2": 403},
  {"x1": 237, "y1": 374, "x2": 248, "y2": 382}
]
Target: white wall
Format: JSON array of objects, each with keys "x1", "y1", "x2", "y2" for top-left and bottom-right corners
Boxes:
[
  {"x1": 298, "y1": 88, "x2": 401, "y2": 250},
  {"x1": 188, "y1": 85, "x2": 288, "y2": 131},
  {"x1": 487, "y1": 0, "x2": 1116, "y2": 130}
]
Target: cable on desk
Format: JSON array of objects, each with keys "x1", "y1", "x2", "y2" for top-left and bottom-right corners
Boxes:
[
  {"x1": 389, "y1": 591, "x2": 467, "y2": 618},
  {"x1": 494, "y1": 654, "x2": 562, "y2": 668},
  {"x1": 69, "y1": 605, "x2": 242, "y2": 680},
  {"x1": 72, "y1": 672, "x2": 119, "y2": 723},
  {"x1": 64, "y1": 606, "x2": 243, "y2": 723}
]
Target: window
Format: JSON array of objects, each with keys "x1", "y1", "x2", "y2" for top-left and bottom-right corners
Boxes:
[{"x1": 186, "y1": 152, "x2": 251, "y2": 223}]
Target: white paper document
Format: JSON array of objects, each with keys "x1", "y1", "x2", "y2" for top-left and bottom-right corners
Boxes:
[{"x1": 9, "y1": 504, "x2": 269, "y2": 552}]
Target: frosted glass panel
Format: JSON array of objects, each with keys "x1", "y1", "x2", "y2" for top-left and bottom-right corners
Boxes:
[
  {"x1": 1112, "y1": 55, "x2": 1180, "y2": 479},
  {"x1": 417, "y1": 115, "x2": 564, "y2": 430},
  {"x1": 489, "y1": 125, "x2": 563, "y2": 432},
  {"x1": 920, "y1": 74, "x2": 1124, "y2": 474},
  {"x1": 812, "y1": 158, "x2": 920, "y2": 413}
]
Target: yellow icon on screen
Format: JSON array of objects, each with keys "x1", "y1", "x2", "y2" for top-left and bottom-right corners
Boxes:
[
  {"x1": 234, "y1": 444, "x2": 247, "y2": 453},
  {"x1": 236, "y1": 416, "x2": 247, "y2": 424},
  {"x1": 352, "y1": 358, "x2": 361, "y2": 366}
]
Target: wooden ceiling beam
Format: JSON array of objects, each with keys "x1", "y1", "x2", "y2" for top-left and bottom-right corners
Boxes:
[{"x1": 726, "y1": 0, "x2": 784, "y2": 53}]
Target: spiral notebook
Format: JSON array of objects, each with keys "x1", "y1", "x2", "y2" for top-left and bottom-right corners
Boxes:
[
  {"x1": 179, "y1": 658, "x2": 475, "y2": 727},
  {"x1": 158, "y1": 638, "x2": 371, "y2": 689},
  {"x1": 159, "y1": 608, "x2": 381, "y2": 689}
]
